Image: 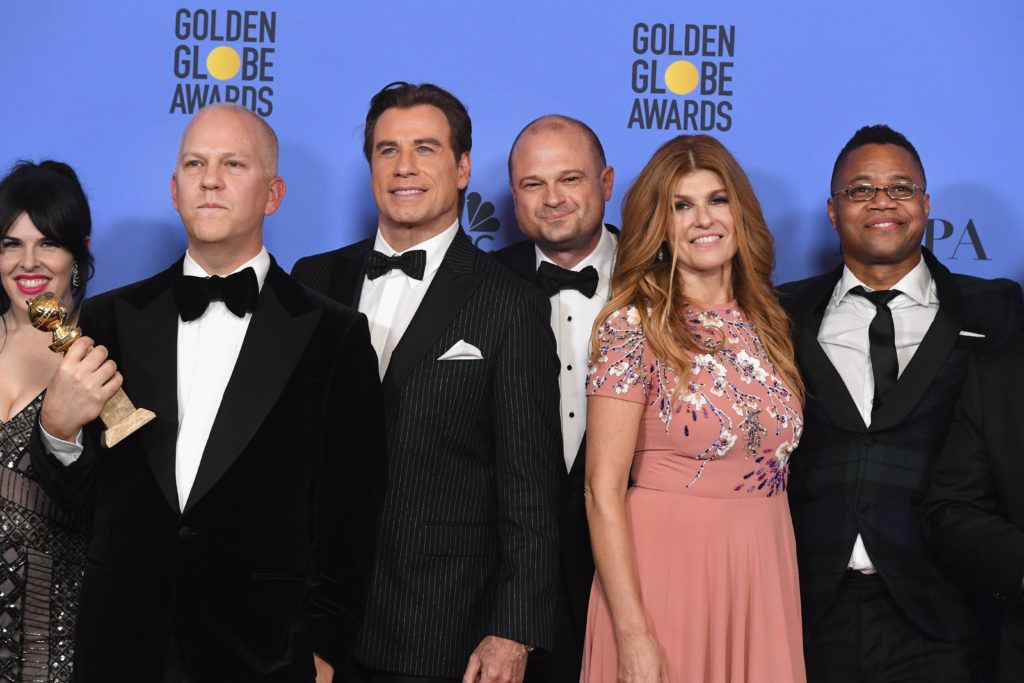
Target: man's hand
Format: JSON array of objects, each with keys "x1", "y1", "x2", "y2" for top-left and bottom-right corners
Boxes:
[
  {"x1": 313, "y1": 653, "x2": 334, "y2": 683},
  {"x1": 462, "y1": 635, "x2": 530, "y2": 683},
  {"x1": 39, "y1": 336, "x2": 122, "y2": 441}
]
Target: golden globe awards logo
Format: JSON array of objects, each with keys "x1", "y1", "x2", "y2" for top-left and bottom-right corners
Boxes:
[
  {"x1": 170, "y1": 9, "x2": 276, "y2": 116},
  {"x1": 629, "y1": 22, "x2": 735, "y2": 131}
]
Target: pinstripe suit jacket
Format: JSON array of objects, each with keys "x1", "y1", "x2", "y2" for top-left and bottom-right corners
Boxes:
[
  {"x1": 778, "y1": 248, "x2": 1024, "y2": 641},
  {"x1": 292, "y1": 228, "x2": 562, "y2": 678}
]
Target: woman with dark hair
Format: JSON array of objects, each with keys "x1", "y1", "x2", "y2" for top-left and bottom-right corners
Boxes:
[
  {"x1": 581, "y1": 136, "x2": 806, "y2": 682},
  {"x1": 0, "y1": 160, "x2": 93, "y2": 682}
]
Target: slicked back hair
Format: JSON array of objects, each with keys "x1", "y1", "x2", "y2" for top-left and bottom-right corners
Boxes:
[{"x1": 362, "y1": 82, "x2": 472, "y2": 164}]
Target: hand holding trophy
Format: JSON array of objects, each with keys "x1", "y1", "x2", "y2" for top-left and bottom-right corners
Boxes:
[{"x1": 28, "y1": 292, "x2": 156, "y2": 447}]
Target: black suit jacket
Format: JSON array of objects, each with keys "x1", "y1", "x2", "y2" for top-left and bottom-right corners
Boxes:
[
  {"x1": 492, "y1": 226, "x2": 618, "y2": 670},
  {"x1": 925, "y1": 335, "x2": 1024, "y2": 678},
  {"x1": 292, "y1": 228, "x2": 562, "y2": 678},
  {"x1": 30, "y1": 258, "x2": 387, "y2": 683},
  {"x1": 778, "y1": 248, "x2": 1023, "y2": 641}
]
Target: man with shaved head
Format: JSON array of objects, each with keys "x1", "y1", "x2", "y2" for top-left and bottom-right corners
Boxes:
[
  {"x1": 31, "y1": 103, "x2": 387, "y2": 682},
  {"x1": 495, "y1": 114, "x2": 617, "y2": 682}
]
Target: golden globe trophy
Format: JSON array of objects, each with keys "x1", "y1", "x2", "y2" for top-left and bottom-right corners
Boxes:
[{"x1": 27, "y1": 292, "x2": 156, "y2": 448}]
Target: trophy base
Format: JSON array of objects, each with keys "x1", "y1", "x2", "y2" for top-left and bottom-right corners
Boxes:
[{"x1": 100, "y1": 408, "x2": 157, "y2": 448}]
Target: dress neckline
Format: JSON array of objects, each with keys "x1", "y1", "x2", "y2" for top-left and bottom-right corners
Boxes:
[{"x1": 0, "y1": 391, "x2": 45, "y2": 426}]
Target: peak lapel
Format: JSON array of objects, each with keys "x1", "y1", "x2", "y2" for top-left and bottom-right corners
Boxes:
[
  {"x1": 793, "y1": 266, "x2": 868, "y2": 434},
  {"x1": 183, "y1": 263, "x2": 321, "y2": 512},
  {"x1": 381, "y1": 230, "x2": 484, "y2": 401},
  {"x1": 113, "y1": 262, "x2": 181, "y2": 512},
  {"x1": 870, "y1": 250, "x2": 963, "y2": 432}
]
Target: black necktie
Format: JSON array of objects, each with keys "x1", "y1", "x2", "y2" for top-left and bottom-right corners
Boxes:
[
  {"x1": 173, "y1": 267, "x2": 259, "y2": 322},
  {"x1": 366, "y1": 249, "x2": 426, "y2": 280},
  {"x1": 536, "y1": 262, "x2": 599, "y2": 298},
  {"x1": 849, "y1": 286, "x2": 902, "y2": 413}
]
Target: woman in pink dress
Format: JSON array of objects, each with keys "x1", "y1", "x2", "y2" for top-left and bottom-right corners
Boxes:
[{"x1": 582, "y1": 135, "x2": 806, "y2": 682}]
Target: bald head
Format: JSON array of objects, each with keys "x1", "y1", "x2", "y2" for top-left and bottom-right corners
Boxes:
[
  {"x1": 508, "y1": 114, "x2": 606, "y2": 179},
  {"x1": 178, "y1": 103, "x2": 279, "y2": 176}
]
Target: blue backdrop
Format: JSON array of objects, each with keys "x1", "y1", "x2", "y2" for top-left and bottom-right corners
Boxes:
[{"x1": 2, "y1": 1, "x2": 1022, "y2": 294}]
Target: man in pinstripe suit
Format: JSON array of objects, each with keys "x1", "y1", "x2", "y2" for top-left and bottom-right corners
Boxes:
[{"x1": 292, "y1": 83, "x2": 562, "y2": 683}]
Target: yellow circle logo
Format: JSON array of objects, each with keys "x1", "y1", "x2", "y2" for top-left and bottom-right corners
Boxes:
[
  {"x1": 207, "y1": 46, "x2": 241, "y2": 81},
  {"x1": 664, "y1": 60, "x2": 699, "y2": 95}
]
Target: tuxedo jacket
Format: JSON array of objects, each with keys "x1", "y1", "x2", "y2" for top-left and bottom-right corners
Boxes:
[
  {"x1": 30, "y1": 258, "x2": 387, "y2": 683},
  {"x1": 492, "y1": 226, "x2": 618, "y2": 674},
  {"x1": 292, "y1": 228, "x2": 562, "y2": 678},
  {"x1": 778, "y1": 248, "x2": 1024, "y2": 641},
  {"x1": 925, "y1": 335, "x2": 1024, "y2": 678}
]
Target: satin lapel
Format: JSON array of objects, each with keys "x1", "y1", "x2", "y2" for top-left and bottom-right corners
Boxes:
[
  {"x1": 183, "y1": 270, "x2": 321, "y2": 512},
  {"x1": 870, "y1": 253, "x2": 964, "y2": 432},
  {"x1": 381, "y1": 231, "x2": 484, "y2": 401},
  {"x1": 113, "y1": 273, "x2": 180, "y2": 512},
  {"x1": 793, "y1": 273, "x2": 868, "y2": 434},
  {"x1": 328, "y1": 241, "x2": 370, "y2": 308}
]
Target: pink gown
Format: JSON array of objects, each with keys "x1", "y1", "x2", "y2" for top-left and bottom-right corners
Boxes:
[{"x1": 581, "y1": 303, "x2": 806, "y2": 682}]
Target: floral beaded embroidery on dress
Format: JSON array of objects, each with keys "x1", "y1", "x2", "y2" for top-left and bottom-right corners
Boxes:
[{"x1": 588, "y1": 303, "x2": 802, "y2": 495}]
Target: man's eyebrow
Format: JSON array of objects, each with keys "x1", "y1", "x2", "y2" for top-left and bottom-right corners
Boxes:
[
  {"x1": 412, "y1": 137, "x2": 443, "y2": 147},
  {"x1": 846, "y1": 173, "x2": 915, "y2": 184}
]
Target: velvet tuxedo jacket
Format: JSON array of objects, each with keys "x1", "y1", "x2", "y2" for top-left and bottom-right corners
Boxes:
[
  {"x1": 492, "y1": 227, "x2": 618, "y2": 678},
  {"x1": 292, "y1": 228, "x2": 562, "y2": 678},
  {"x1": 30, "y1": 258, "x2": 387, "y2": 683},
  {"x1": 778, "y1": 248, "x2": 1024, "y2": 642},
  {"x1": 925, "y1": 335, "x2": 1024, "y2": 679}
]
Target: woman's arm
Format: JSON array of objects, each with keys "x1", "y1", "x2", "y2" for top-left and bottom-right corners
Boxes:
[{"x1": 585, "y1": 395, "x2": 668, "y2": 683}]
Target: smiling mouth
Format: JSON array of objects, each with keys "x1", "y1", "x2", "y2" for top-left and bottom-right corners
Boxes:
[
  {"x1": 14, "y1": 276, "x2": 52, "y2": 293},
  {"x1": 866, "y1": 220, "x2": 901, "y2": 230},
  {"x1": 691, "y1": 235, "x2": 723, "y2": 245},
  {"x1": 391, "y1": 188, "x2": 426, "y2": 197}
]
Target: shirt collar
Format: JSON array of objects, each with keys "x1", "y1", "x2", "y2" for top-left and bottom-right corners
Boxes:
[
  {"x1": 182, "y1": 246, "x2": 271, "y2": 291},
  {"x1": 830, "y1": 254, "x2": 936, "y2": 309},
  {"x1": 373, "y1": 219, "x2": 460, "y2": 285},
  {"x1": 534, "y1": 225, "x2": 618, "y2": 299}
]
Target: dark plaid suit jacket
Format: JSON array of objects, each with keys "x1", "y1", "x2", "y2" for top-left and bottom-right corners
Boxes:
[
  {"x1": 292, "y1": 228, "x2": 562, "y2": 678},
  {"x1": 778, "y1": 248, "x2": 1024, "y2": 641}
]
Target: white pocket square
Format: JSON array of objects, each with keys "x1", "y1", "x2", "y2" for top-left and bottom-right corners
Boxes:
[
  {"x1": 959, "y1": 330, "x2": 986, "y2": 338},
  {"x1": 438, "y1": 340, "x2": 484, "y2": 361}
]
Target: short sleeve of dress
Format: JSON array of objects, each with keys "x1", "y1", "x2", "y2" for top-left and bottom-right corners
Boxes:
[{"x1": 587, "y1": 305, "x2": 651, "y2": 404}]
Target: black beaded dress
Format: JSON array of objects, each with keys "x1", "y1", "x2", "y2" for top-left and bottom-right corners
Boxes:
[{"x1": 0, "y1": 393, "x2": 88, "y2": 682}]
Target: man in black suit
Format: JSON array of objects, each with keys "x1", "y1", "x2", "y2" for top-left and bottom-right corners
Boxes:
[
  {"x1": 291, "y1": 83, "x2": 561, "y2": 683},
  {"x1": 493, "y1": 114, "x2": 615, "y2": 683},
  {"x1": 925, "y1": 338, "x2": 1024, "y2": 682},
  {"x1": 778, "y1": 124, "x2": 1023, "y2": 682},
  {"x1": 30, "y1": 103, "x2": 387, "y2": 682}
]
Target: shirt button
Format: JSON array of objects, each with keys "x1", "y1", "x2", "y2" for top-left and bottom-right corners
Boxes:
[
  {"x1": 567, "y1": 316, "x2": 573, "y2": 321},
  {"x1": 569, "y1": 412, "x2": 575, "y2": 418},
  {"x1": 567, "y1": 364, "x2": 573, "y2": 371}
]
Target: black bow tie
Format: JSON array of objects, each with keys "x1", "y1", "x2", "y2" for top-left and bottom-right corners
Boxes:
[
  {"x1": 536, "y1": 262, "x2": 599, "y2": 298},
  {"x1": 367, "y1": 249, "x2": 426, "y2": 280},
  {"x1": 173, "y1": 267, "x2": 260, "y2": 322}
]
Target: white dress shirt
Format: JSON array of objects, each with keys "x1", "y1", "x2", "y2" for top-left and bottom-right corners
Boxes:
[
  {"x1": 536, "y1": 226, "x2": 617, "y2": 472},
  {"x1": 174, "y1": 248, "x2": 269, "y2": 509},
  {"x1": 818, "y1": 256, "x2": 938, "y2": 573},
  {"x1": 43, "y1": 248, "x2": 270, "y2": 512},
  {"x1": 358, "y1": 220, "x2": 460, "y2": 378}
]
